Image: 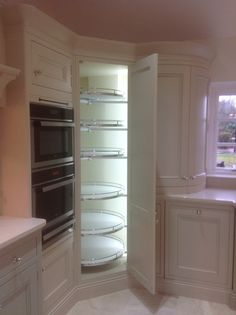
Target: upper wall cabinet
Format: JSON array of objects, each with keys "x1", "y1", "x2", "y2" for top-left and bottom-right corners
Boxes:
[
  {"x1": 30, "y1": 41, "x2": 73, "y2": 107},
  {"x1": 156, "y1": 62, "x2": 209, "y2": 194}
]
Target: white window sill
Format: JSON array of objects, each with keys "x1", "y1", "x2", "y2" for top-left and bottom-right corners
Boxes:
[{"x1": 206, "y1": 173, "x2": 236, "y2": 190}]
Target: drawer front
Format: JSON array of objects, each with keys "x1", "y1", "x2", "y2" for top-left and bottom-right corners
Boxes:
[{"x1": 0, "y1": 238, "x2": 37, "y2": 279}]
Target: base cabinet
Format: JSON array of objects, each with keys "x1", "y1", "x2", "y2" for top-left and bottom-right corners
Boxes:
[
  {"x1": 0, "y1": 265, "x2": 38, "y2": 315},
  {"x1": 165, "y1": 200, "x2": 234, "y2": 289},
  {"x1": 0, "y1": 232, "x2": 42, "y2": 315},
  {"x1": 42, "y1": 235, "x2": 74, "y2": 315}
]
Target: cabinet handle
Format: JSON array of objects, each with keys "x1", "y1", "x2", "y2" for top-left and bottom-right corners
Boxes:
[
  {"x1": 190, "y1": 175, "x2": 197, "y2": 180},
  {"x1": 12, "y1": 257, "x2": 22, "y2": 264},
  {"x1": 196, "y1": 209, "x2": 202, "y2": 215},
  {"x1": 181, "y1": 176, "x2": 188, "y2": 180},
  {"x1": 33, "y1": 69, "x2": 42, "y2": 76},
  {"x1": 38, "y1": 97, "x2": 69, "y2": 106}
]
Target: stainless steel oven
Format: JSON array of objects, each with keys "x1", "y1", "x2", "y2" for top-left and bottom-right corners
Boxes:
[
  {"x1": 32, "y1": 163, "x2": 75, "y2": 245},
  {"x1": 30, "y1": 102, "x2": 74, "y2": 169}
]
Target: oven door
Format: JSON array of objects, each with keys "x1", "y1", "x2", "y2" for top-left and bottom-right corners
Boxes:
[
  {"x1": 31, "y1": 120, "x2": 74, "y2": 168},
  {"x1": 32, "y1": 175, "x2": 74, "y2": 229}
]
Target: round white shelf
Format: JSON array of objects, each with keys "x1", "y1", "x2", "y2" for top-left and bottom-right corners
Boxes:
[
  {"x1": 81, "y1": 210, "x2": 125, "y2": 235},
  {"x1": 81, "y1": 235, "x2": 124, "y2": 266},
  {"x1": 80, "y1": 147, "x2": 125, "y2": 159},
  {"x1": 80, "y1": 88, "x2": 127, "y2": 104},
  {"x1": 80, "y1": 119, "x2": 127, "y2": 131},
  {"x1": 81, "y1": 182, "x2": 125, "y2": 200}
]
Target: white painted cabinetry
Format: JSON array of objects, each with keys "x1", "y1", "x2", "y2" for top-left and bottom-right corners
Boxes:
[
  {"x1": 165, "y1": 200, "x2": 234, "y2": 288},
  {"x1": 30, "y1": 41, "x2": 72, "y2": 107},
  {"x1": 0, "y1": 235, "x2": 41, "y2": 315},
  {"x1": 42, "y1": 235, "x2": 74, "y2": 315},
  {"x1": 157, "y1": 64, "x2": 209, "y2": 194}
]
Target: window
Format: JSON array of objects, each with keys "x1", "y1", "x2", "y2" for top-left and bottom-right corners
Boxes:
[{"x1": 207, "y1": 82, "x2": 236, "y2": 174}]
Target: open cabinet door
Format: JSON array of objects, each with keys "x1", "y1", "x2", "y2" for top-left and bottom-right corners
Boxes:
[{"x1": 127, "y1": 54, "x2": 158, "y2": 294}]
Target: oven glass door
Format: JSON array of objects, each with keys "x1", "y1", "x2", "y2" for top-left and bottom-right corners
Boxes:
[
  {"x1": 32, "y1": 121, "x2": 74, "y2": 168},
  {"x1": 33, "y1": 176, "x2": 74, "y2": 226}
]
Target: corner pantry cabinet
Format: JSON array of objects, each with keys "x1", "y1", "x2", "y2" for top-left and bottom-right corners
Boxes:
[
  {"x1": 78, "y1": 54, "x2": 158, "y2": 294},
  {"x1": 165, "y1": 200, "x2": 234, "y2": 288},
  {"x1": 157, "y1": 62, "x2": 209, "y2": 194}
]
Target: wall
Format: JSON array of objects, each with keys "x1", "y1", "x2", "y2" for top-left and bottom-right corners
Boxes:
[
  {"x1": 204, "y1": 37, "x2": 236, "y2": 82},
  {"x1": 0, "y1": 11, "x2": 5, "y2": 213}
]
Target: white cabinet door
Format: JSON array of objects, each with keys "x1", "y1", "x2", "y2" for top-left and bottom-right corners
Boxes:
[
  {"x1": 157, "y1": 64, "x2": 209, "y2": 194},
  {"x1": 127, "y1": 54, "x2": 157, "y2": 294},
  {"x1": 42, "y1": 235, "x2": 74, "y2": 314},
  {"x1": 31, "y1": 41, "x2": 72, "y2": 93},
  {"x1": 0, "y1": 265, "x2": 38, "y2": 315},
  {"x1": 31, "y1": 41, "x2": 72, "y2": 107},
  {"x1": 165, "y1": 201, "x2": 234, "y2": 288}
]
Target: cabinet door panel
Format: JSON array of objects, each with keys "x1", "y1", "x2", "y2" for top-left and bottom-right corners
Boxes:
[
  {"x1": 127, "y1": 54, "x2": 157, "y2": 294},
  {"x1": 31, "y1": 42, "x2": 72, "y2": 93},
  {"x1": 157, "y1": 65, "x2": 190, "y2": 188},
  {"x1": 165, "y1": 202, "x2": 234, "y2": 288},
  {"x1": 42, "y1": 235, "x2": 73, "y2": 314},
  {"x1": 0, "y1": 265, "x2": 38, "y2": 315}
]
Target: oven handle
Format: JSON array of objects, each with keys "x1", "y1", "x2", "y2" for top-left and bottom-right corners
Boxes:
[
  {"x1": 40, "y1": 121, "x2": 75, "y2": 127},
  {"x1": 42, "y1": 178, "x2": 74, "y2": 192}
]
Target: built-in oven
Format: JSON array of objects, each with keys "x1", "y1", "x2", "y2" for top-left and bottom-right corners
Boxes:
[
  {"x1": 30, "y1": 102, "x2": 74, "y2": 169},
  {"x1": 32, "y1": 163, "x2": 75, "y2": 245}
]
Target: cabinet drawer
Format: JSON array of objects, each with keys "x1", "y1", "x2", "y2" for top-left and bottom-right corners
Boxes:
[{"x1": 0, "y1": 238, "x2": 37, "y2": 280}]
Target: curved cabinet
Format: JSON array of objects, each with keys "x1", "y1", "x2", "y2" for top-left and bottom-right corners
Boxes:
[{"x1": 157, "y1": 62, "x2": 209, "y2": 194}]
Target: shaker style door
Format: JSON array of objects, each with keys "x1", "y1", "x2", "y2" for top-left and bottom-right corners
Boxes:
[{"x1": 127, "y1": 54, "x2": 158, "y2": 294}]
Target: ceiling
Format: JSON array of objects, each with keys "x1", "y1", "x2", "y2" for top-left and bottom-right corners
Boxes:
[{"x1": 5, "y1": 0, "x2": 236, "y2": 43}]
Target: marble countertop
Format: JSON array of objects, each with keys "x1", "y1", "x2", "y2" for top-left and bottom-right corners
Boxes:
[
  {"x1": 167, "y1": 188, "x2": 236, "y2": 205},
  {"x1": 0, "y1": 217, "x2": 46, "y2": 250}
]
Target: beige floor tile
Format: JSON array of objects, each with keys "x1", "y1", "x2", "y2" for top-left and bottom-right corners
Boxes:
[{"x1": 67, "y1": 288, "x2": 236, "y2": 315}]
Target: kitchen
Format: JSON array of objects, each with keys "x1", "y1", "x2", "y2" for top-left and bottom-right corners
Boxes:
[{"x1": 1, "y1": 2, "x2": 236, "y2": 315}]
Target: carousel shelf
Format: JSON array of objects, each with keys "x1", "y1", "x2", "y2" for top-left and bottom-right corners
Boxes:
[
  {"x1": 81, "y1": 182, "x2": 125, "y2": 200},
  {"x1": 80, "y1": 88, "x2": 127, "y2": 104},
  {"x1": 81, "y1": 210, "x2": 125, "y2": 235},
  {"x1": 80, "y1": 147, "x2": 125, "y2": 159},
  {"x1": 81, "y1": 235, "x2": 124, "y2": 266},
  {"x1": 80, "y1": 119, "x2": 127, "y2": 131}
]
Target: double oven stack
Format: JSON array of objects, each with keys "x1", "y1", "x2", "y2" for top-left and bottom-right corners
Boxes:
[{"x1": 30, "y1": 103, "x2": 75, "y2": 246}]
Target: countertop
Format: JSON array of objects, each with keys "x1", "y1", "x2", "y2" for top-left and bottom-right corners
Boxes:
[
  {"x1": 167, "y1": 188, "x2": 236, "y2": 205},
  {"x1": 0, "y1": 217, "x2": 46, "y2": 250}
]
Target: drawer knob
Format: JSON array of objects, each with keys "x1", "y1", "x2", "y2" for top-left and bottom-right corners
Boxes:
[
  {"x1": 34, "y1": 69, "x2": 42, "y2": 76},
  {"x1": 196, "y1": 209, "x2": 202, "y2": 215},
  {"x1": 12, "y1": 257, "x2": 22, "y2": 264}
]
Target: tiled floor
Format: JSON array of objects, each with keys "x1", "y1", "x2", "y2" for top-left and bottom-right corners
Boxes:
[{"x1": 67, "y1": 288, "x2": 236, "y2": 315}]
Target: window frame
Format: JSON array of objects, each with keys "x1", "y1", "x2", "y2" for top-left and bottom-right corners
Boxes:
[{"x1": 207, "y1": 81, "x2": 236, "y2": 175}]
